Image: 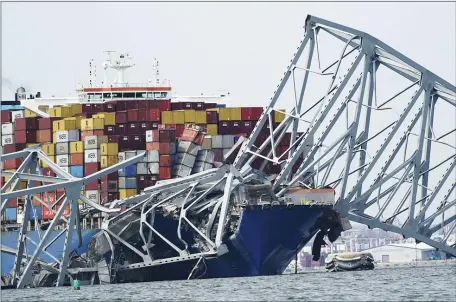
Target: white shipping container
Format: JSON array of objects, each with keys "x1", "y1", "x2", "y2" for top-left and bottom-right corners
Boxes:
[
  {"x1": 118, "y1": 152, "x2": 125, "y2": 162},
  {"x1": 202, "y1": 136, "x2": 212, "y2": 150},
  {"x1": 84, "y1": 135, "x2": 108, "y2": 149},
  {"x1": 55, "y1": 130, "x2": 80, "y2": 143},
  {"x1": 1, "y1": 123, "x2": 13, "y2": 135},
  {"x1": 196, "y1": 150, "x2": 214, "y2": 164},
  {"x1": 85, "y1": 149, "x2": 100, "y2": 163},
  {"x1": 137, "y1": 150, "x2": 147, "y2": 163},
  {"x1": 212, "y1": 135, "x2": 223, "y2": 149},
  {"x1": 137, "y1": 163, "x2": 148, "y2": 175},
  {"x1": 148, "y1": 162, "x2": 160, "y2": 174},
  {"x1": 177, "y1": 141, "x2": 201, "y2": 156},
  {"x1": 192, "y1": 161, "x2": 213, "y2": 172},
  {"x1": 145, "y1": 130, "x2": 153, "y2": 142},
  {"x1": 125, "y1": 151, "x2": 137, "y2": 160},
  {"x1": 60, "y1": 166, "x2": 70, "y2": 173},
  {"x1": 55, "y1": 142, "x2": 69, "y2": 155},
  {"x1": 1, "y1": 135, "x2": 15, "y2": 146},
  {"x1": 86, "y1": 190, "x2": 100, "y2": 204},
  {"x1": 11, "y1": 110, "x2": 24, "y2": 122},
  {"x1": 56, "y1": 154, "x2": 70, "y2": 167},
  {"x1": 222, "y1": 135, "x2": 234, "y2": 149},
  {"x1": 175, "y1": 153, "x2": 196, "y2": 168},
  {"x1": 146, "y1": 150, "x2": 159, "y2": 163},
  {"x1": 172, "y1": 165, "x2": 192, "y2": 178}
]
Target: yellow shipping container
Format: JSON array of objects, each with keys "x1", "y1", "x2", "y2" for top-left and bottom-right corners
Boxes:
[
  {"x1": 173, "y1": 111, "x2": 185, "y2": 124},
  {"x1": 119, "y1": 189, "x2": 137, "y2": 199},
  {"x1": 64, "y1": 117, "x2": 83, "y2": 130},
  {"x1": 230, "y1": 108, "x2": 242, "y2": 121},
  {"x1": 207, "y1": 108, "x2": 219, "y2": 113},
  {"x1": 161, "y1": 111, "x2": 174, "y2": 124},
  {"x1": 81, "y1": 118, "x2": 104, "y2": 131},
  {"x1": 6, "y1": 180, "x2": 27, "y2": 191},
  {"x1": 71, "y1": 104, "x2": 83, "y2": 115},
  {"x1": 93, "y1": 113, "x2": 116, "y2": 126},
  {"x1": 39, "y1": 156, "x2": 55, "y2": 168},
  {"x1": 207, "y1": 124, "x2": 218, "y2": 136},
  {"x1": 41, "y1": 143, "x2": 55, "y2": 156},
  {"x1": 53, "y1": 119, "x2": 76, "y2": 132},
  {"x1": 218, "y1": 108, "x2": 231, "y2": 121},
  {"x1": 3, "y1": 169, "x2": 16, "y2": 182},
  {"x1": 195, "y1": 111, "x2": 207, "y2": 124},
  {"x1": 184, "y1": 110, "x2": 196, "y2": 123},
  {"x1": 274, "y1": 109, "x2": 286, "y2": 123},
  {"x1": 38, "y1": 105, "x2": 49, "y2": 113},
  {"x1": 100, "y1": 143, "x2": 118, "y2": 156},
  {"x1": 25, "y1": 109, "x2": 38, "y2": 118},
  {"x1": 49, "y1": 106, "x2": 72, "y2": 118},
  {"x1": 70, "y1": 141, "x2": 84, "y2": 153},
  {"x1": 101, "y1": 155, "x2": 118, "y2": 168},
  {"x1": 26, "y1": 143, "x2": 39, "y2": 148}
]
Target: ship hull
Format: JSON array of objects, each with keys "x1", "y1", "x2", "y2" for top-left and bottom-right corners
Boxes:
[{"x1": 1, "y1": 205, "x2": 338, "y2": 283}]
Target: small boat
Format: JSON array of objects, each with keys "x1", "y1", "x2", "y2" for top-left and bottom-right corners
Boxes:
[{"x1": 325, "y1": 252, "x2": 375, "y2": 272}]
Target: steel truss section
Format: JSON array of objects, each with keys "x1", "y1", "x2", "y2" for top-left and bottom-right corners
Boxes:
[
  {"x1": 230, "y1": 15, "x2": 456, "y2": 256},
  {"x1": 1, "y1": 146, "x2": 146, "y2": 288}
]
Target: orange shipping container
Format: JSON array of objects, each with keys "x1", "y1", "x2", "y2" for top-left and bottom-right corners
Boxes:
[
  {"x1": 37, "y1": 129, "x2": 52, "y2": 143},
  {"x1": 70, "y1": 153, "x2": 84, "y2": 166}
]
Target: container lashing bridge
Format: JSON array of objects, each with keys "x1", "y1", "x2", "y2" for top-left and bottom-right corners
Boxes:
[{"x1": 1, "y1": 15, "x2": 455, "y2": 288}]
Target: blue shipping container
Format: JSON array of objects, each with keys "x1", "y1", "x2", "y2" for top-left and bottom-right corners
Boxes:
[
  {"x1": 126, "y1": 177, "x2": 137, "y2": 189},
  {"x1": 5, "y1": 208, "x2": 17, "y2": 221},
  {"x1": 28, "y1": 206, "x2": 42, "y2": 220},
  {"x1": 70, "y1": 165, "x2": 84, "y2": 178},
  {"x1": 119, "y1": 165, "x2": 137, "y2": 177},
  {"x1": 1, "y1": 105, "x2": 24, "y2": 111},
  {"x1": 216, "y1": 104, "x2": 226, "y2": 108}
]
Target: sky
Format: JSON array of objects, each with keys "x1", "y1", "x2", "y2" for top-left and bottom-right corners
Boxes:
[
  {"x1": 2, "y1": 1, "x2": 455, "y2": 103},
  {"x1": 2, "y1": 2, "x2": 456, "y2": 229}
]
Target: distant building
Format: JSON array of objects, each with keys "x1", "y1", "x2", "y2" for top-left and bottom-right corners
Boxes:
[{"x1": 363, "y1": 242, "x2": 446, "y2": 263}]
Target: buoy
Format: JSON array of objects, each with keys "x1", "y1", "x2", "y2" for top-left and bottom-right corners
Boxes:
[{"x1": 73, "y1": 279, "x2": 80, "y2": 290}]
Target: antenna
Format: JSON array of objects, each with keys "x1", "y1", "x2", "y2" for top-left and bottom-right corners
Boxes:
[{"x1": 156, "y1": 59, "x2": 160, "y2": 86}]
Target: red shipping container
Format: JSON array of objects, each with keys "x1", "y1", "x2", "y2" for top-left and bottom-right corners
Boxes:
[
  {"x1": 108, "y1": 135, "x2": 120, "y2": 143},
  {"x1": 70, "y1": 153, "x2": 84, "y2": 166},
  {"x1": 160, "y1": 129, "x2": 175, "y2": 142},
  {"x1": 93, "y1": 130, "x2": 104, "y2": 136},
  {"x1": 203, "y1": 103, "x2": 217, "y2": 110},
  {"x1": 104, "y1": 125, "x2": 116, "y2": 135},
  {"x1": 1, "y1": 110, "x2": 11, "y2": 123},
  {"x1": 218, "y1": 122, "x2": 231, "y2": 135},
  {"x1": 42, "y1": 168, "x2": 55, "y2": 177},
  {"x1": 116, "y1": 101, "x2": 127, "y2": 111},
  {"x1": 148, "y1": 108, "x2": 160, "y2": 122},
  {"x1": 116, "y1": 111, "x2": 128, "y2": 124},
  {"x1": 5, "y1": 197, "x2": 17, "y2": 208},
  {"x1": 5, "y1": 158, "x2": 23, "y2": 169},
  {"x1": 116, "y1": 124, "x2": 127, "y2": 134},
  {"x1": 82, "y1": 104, "x2": 93, "y2": 113},
  {"x1": 241, "y1": 121, "x2": 254, "y2": 134},
  {"x1": 15, "y1": 130, "x2": 37, "y2": 144},
  {"x1": 85, "y1": 162, "x2": 100, "y2": 175},
  {"x1": 182, "y1": 102, "x2": 192, "y2": 110},
  {"x1": 37, "y1": 129, "x2": 52, "y2": 143},
  {"x1": 85, "y1": 180, "x2": 98, "y2": 190},
  {"x1": 158, "y1": 142, "x2": 171, "y2": 155},
  {"x1": 175, "y1": 124, "x2": 185, "y2": 138},
  {"x1": 163, "y1": 124, "x2": 175, "y2": 129},
  {"x1": 92, "y1": 104, "x2": 104, "y2": 113},
  {"x1": 128, "y1": 122, "x2": 140, "y2": 134},
  {"x1": 206, "y1": 111, "x2": 218, "y2": 124},
  {"x1": 146, "y1": 142, "x2": 160, "y2": 151},
  {"x1": 192, "y1": 102, "x2": 204, "y2": 111},
  {"x1": 137, "y1": 109, "x2": 148, "y2": 122},
  {"x1": 15, "y1": 117, "x2": 38, "y2": 130},
  {"x1": 104, "y1": 102, "x2": 117, "y2": 112},
  {"x1": 138, "y1": 100, "x2": 149, "y2": 109},
  {"x1": 148, "y1": 100, "x2": 160, "y2": 109},
  {"x1": 159, "y1": 155, "x2": 171, "y2": 167},
  {"x1": 280, "y1": 132, "x2": 291, "y2": 146},
  {"x1": 41, "y1": 192, "x2": 57, "y2": 206},
  {"x1": 127, "y1": 109, "x2": 139, "y2": 122},
  {"x1": 38, "y1": 117, "x2": 58, "y2": 130},
  {"x1": 139, "y1": 121, "x2": 157, "y2": 132},
  {"x1": 278, "y1": 145, "x2": 289, "y2": 159},
  {"x1": 101, "y1": 173, "x2": 119, "y2": 182},
  {"x1": 3, "y1": 143, "x2": 26, "y2": 154},
  {"x1": 159, "y1": 100, "x2": 171, "y2": 111},
  {"x1": 241, "y1": 107, "x2": 263, "y2": 121},
  {"x1": 125, "y1": 100, "x2": 139, "y2": 110},
  {"x1": 171, "y1": 102, "x2": 182, "y2": 111},
  {"x1": 118, "y1": 135, "x2": 130, "y2": 150},
  {"x1": 130, "y1": 135, "x2": 146, "y2": 149},
  {"x1": 81, "y1": 130, "x2": 94, "y2": 141},
  {"x1": 159, "y1": 167, "x2": 171, "y2": 179}
]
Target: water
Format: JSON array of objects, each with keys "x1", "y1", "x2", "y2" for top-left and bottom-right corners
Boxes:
[{"x1": 2, "y1": 265, "x2": 455, "y2": 301}]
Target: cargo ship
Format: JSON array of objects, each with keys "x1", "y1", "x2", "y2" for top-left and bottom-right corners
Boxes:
[{"x1": 1, "y1": 52, "x2": 347, "y2": 287}]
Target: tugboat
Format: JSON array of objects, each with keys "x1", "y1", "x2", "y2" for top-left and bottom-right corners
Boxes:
[{"x1": 325, "y1": 252, "x2": 375, "y2": 272}]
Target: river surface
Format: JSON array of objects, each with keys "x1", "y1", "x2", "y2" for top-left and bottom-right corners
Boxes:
[{"x1": 2, "y1": 264, "x2": 455, "y2": 301}]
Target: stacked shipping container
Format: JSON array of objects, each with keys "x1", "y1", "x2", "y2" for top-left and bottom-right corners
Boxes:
[{"x1": 1, "y1": 100, "x2": 293, "y2": 225}]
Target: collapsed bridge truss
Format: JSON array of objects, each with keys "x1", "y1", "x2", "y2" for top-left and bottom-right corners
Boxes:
[{"x1": 1, "y1": 15, "x2": 455, "y2": 288}]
